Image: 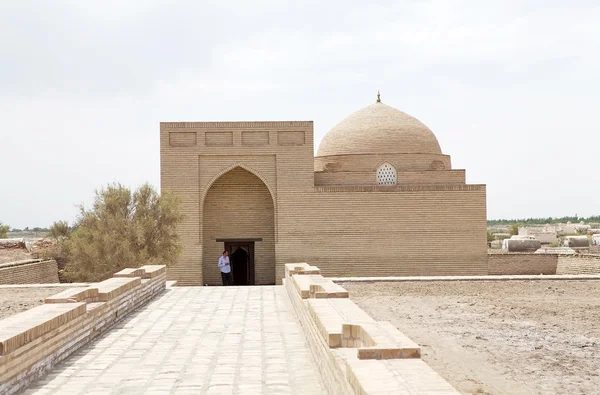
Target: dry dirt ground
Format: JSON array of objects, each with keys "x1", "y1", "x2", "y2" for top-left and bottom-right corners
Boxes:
[
  {"x1": 0, "y1": 249, "x2": 33, "y2": 264},
  {"x1": 343, "y1": 280, "x2": 600, "y2": 395},
  {"x1": 0, "y1": 287, "x2": 60, "y2": 320}
]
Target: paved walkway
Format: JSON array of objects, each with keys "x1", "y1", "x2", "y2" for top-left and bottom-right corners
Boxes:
[{"x1": 24, "y1": 286, "x2": 326, "y2": 395}]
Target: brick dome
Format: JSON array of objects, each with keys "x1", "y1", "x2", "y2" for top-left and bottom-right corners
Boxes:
[{"x1": 317, "y1": 101, "x2": 442, "y2": 157}]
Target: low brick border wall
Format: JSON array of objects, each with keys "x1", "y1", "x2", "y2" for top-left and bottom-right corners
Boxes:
[
  {"x1": 284, "y1": 263, "x2": 458, "y2": 394},
  {"x1": 557, "y1": 254, "x2": 600, "y2": 275},
  {"x1": 486, "y1": 253, "x2": 600, "y2": 276},
  {"x1": 487, "y1": 253, "x2": 558, "y2": 275},
  {"x1": 285, "y1": 273, "x2": 355, "y2": 394},
  {"x1": 0, "y1": 265, "x2": 167, "y2": 395},
  {"x1": 0, "y1": 259, "x2": 59, "y2": 285}
]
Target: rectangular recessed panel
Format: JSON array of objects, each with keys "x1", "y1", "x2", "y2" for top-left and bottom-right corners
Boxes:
[
  {"x1": 169, "y1": 132, "x2": 197, "y2": 147},
  {"x1": 277, "y1": 131, "x2": 305, "y2": 146},
  {"x1": 242, "y1": 131, "x2": 269, "y2": 146},
  {"x1": 206, "y1": 131, "x2": 233, "y2": 146}
]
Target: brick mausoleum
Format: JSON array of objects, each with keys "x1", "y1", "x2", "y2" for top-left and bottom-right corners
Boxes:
[{"x1": 160, "y1": 95, "x2": 487, "y2": 285}]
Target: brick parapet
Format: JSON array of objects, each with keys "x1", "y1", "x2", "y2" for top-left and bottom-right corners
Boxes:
[
  {"x1": 0, "y1": 265, "x2": 167, "y2": 394},
  {"x1": 487, "y1": 253, "x2": 558, "y2": 275},
  {"x1": 284, "y1": 265, "x2": 458, "y2": 394},
  {"x1": 0, "y1": 260, "x2": 59, "y2": 285},
  {"x1": 556, "y1": 255, "x2": 600, "y2": 275}
]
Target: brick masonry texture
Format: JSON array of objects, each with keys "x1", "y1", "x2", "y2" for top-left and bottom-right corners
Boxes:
[
  {"x1": 0, "y1": 265, "x2": 166, "y2": 395},
  {"x1": 284, "y1": 263, "x2": 458, "y2": 394},
  {"x1": 0, "y1": 260, "x2": 59, "y2": 285},
  {"x1": 160, "y1": 120, "x2": 487, "y2": 286},
  {"x1": 488, "y1": 254, "x2": 558, "y2": 275},
  {"x1": 556, "y1": 255, "x2": 600, "y2": 275},
  {"x1": 487, "y1": 253, "x2": 600, "y2": 276},
  {"x1": 203, "y1": 168, "x2": 275, "y2": 285}
]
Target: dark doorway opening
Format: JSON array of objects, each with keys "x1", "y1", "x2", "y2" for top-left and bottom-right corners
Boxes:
[{"x1": 224, "y1": 242, "x2": 255, "y2": 285}]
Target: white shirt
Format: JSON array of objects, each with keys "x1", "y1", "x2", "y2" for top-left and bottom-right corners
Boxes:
[{"x1": 218, "y1": 256, "x2": 231, "y2": 273}]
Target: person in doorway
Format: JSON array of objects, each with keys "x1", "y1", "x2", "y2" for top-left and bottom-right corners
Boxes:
[{"x1": 218, "y1": 250, "x2": 233, "y2": 286}]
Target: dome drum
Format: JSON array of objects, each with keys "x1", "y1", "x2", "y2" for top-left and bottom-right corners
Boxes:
[{"x1": 314, "y1": 153, "x2": 452, "y2": 173}]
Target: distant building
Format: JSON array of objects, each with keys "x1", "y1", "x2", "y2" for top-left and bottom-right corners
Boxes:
[
  {"x1": 502, "y1": 236, "x2": 541, "y2": 252},
  {"x1": 160, "y1": 95, "x2": 487, "y2": 285},
  {"x1": 564, "y1": 235, "x2": 590, "y2": 248},
  {"x1": 518, "y1": 225, "x2": 558, "y2": 244}
]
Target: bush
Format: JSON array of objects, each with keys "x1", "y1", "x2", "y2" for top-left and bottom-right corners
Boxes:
[
  {"x1": 62, "y1": 183, "x2": 184, "y2": 282},
  {"x1": 509, "y1": 223, "x2": 519, "y2": 236},
  {"x1": 0, "y1": 222, "x2": 9, "y2": 239},
  {"x1": 49, "y1": 220, "x2": 71, "y2": 240}
]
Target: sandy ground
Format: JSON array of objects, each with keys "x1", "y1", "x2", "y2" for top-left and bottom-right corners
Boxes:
[
  {"x1": 0, "y1": 287, "x2": 61, "y2": 320},
  {"x1": 0, "y1": 249, "x2": 33, "y2": 264},
  {"x1": 343, "y1": 280, "x2": 600, "y2": 395}
]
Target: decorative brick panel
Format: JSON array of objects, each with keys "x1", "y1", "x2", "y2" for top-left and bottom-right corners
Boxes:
[
  {"x1": 278, "y1": 131, "x2": 305, "y2": 146},
  {"x1": 168, "y1": 131, "x2": 197, "y2": 147},
  {"x1": 242, "y1": 131, "x2": 269, "y2": 146},
  {"x1": 205, "y1": 131, "x2": 233, "y2": 146}
]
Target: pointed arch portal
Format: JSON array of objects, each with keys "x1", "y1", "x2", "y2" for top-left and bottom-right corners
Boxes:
[{"x1": 202, "y1": 167, "x2": 275, "y2": 285}]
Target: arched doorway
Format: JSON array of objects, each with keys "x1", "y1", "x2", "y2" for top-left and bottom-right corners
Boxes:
[
  {"x1": 202, "y1": 167, "x2": 275, "y2": 285},
  {"x1": 230, "y1": 245, "x2": 252, "y2": 286}
]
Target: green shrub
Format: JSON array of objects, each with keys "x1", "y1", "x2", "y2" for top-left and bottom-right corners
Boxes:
[
  {"x1": 49, "y1": 220, "x2": 71, "y2": 240},
  {"x1": 509, "y1": 223, "x2": 519, "y2": 236},
  {"x1": 0, "y1": 222, "x2": 9, "y2": 239},
  {"x1": 62, "y1": 183, "x2": 184, "y2": 282}
]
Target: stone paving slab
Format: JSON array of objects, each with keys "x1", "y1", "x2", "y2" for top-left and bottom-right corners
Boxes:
[
  {"x1": 23, "y1": 286, "x2": 326, "y2": 395},
  {"x1": 331, "y1": 274, "x2": 600, "y2": 282}
]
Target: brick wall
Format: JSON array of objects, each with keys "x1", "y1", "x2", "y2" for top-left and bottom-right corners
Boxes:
[
  {"x1": 278, "y1": 186, "x2": 487, "y2": 280},
  {"x1": 0, "y1": 260, "x2": 59, "y2": 285},
  {"x1": 556, "y1": 255, "x2": 600, "y2": 275},
  {"x1": 161, "y1": 122, "x2": 488, "y2": 285},
  {"x1": 487, "y1": 254, "x2": 558, "y2": 275},
  {"x1": 0, "y1": 266, "x2": 166, "y2": 395}
]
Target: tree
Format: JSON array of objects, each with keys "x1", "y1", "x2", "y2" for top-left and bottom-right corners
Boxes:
[
  {"x1": 48, "y1": 221, "x2": 71, "y2": 240},
  {"x1": 62, "y1": 183, "x2": 184, "y2": 282},
  {"x1": 509, "y1": 223, "x2": 519, "y2": 236},
  {"x1": 487, "y1": 231, "x2": 495, "y2": 242},
  {"x1": 0, "y1": 222, "x2": 9, "y2": 239}
]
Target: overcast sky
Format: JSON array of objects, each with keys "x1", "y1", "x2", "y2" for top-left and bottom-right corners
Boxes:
[{"x1": 1, "y1": 0, "x2": 599, "y2": 228}]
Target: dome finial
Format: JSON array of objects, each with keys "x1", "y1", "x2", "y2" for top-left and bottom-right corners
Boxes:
[{"x1": 376, "y1": 90, "x2": 381, "y2": 103}]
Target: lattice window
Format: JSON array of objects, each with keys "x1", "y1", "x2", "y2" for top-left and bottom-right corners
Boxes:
[{"x1": 376, "y1": 163, "x2": 397, "y2": 185}]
